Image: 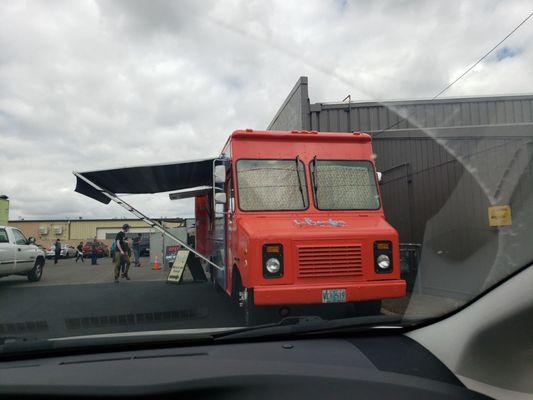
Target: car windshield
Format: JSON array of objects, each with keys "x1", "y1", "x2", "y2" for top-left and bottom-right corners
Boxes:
[
  {"x1": 311, "y1": 160, "x2": 380, "y2": 210},
  {"x1": 0, "y1": 1, "x2": 532, "y2": 356},
  {"x1": 236, "y1": 159, "x2": 308, "y2": 211}
]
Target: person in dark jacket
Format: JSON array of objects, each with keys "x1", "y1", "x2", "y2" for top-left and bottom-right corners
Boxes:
[
  {"x1": 91, "y1": 238, "x2": 98, "y2": 265},
  {"x1": 113, "y1": 224, "x2": 130, "y2": 282},
  {"x1": 75, "y1": 241, "x2": 84, "y2": 263},
  {"x1": 54, "y1": 239, "x2": 61, "y2": 264}
]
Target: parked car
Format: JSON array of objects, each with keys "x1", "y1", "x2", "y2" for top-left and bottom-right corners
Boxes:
[
  {"x1": 45, "y1": 244, "x2": 77, "y2": 258},
  {"x1": 61, "y1": 244, "x2": 77, "y2": 258},
  {"x1": 0, "y1": 225, "x2": 45, "y2": 281},
  {"x1": 45, "y1": 246, "x2": 55, "y2": 259},
  {"x1": 82, "y1": 241, "x2": 109, "y2": 258}
]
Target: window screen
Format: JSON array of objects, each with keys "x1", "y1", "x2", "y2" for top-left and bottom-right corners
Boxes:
[
  {"x1": 236, "y1": 159, "x2": 308, "y2": 211},
  {"x1": 311, "y1": 160, "x2": 380, "y2": 210}
]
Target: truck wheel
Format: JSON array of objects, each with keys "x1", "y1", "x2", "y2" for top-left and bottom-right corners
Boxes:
[
  {"x1": 27, "y1": 259, "x2": 44, "y2": 282},
  {"x1": 239, "y1": 287, "x2": 257, "y2": 326},
  {"x1": 232, "y1": 270, "x2": 265, "y2": 326}
]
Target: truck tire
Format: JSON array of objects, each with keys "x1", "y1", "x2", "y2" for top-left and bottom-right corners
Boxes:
[
  {"x1": 240, "y1": 287, "x2": 258, "y2": 326},
  {"x1": 27, "y1": 259, "x2": 44, "y2": 282},
  {"x1": 232, "y1": 271, "x2": 257, "y2": 326}
]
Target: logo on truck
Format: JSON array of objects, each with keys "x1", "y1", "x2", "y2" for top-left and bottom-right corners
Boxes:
[{"x1": 293, "y1": 218, "x2": 346, "y2": 227}]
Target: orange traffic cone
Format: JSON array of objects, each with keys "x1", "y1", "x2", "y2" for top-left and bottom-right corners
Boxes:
[{"x1": 152, "y1": 256, "x2": 161, "y2": 270}]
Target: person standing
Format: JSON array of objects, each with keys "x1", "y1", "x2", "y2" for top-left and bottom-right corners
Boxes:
[
  {"x1": 120, "y1": 238, "x2": 132, "y2": 280},
  {"x1": 113, "y1": 224, "x2": 130, "y2": 283},
  {"x1": 91, "y1": 238, "x2": 98, "y2": 265},
  {"x1": 54, "y1": 239, "x2": 61, "y2": 264},
  {"x1": 75, "y1": 241, "x2": 84, "y2": 263},
  {"x1": 132, "y1": 233, "x2": 142, "y2": 267}
]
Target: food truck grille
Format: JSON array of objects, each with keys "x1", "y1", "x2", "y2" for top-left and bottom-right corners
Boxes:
[{"x1": 297, "y1": 245, "x2": 363, "y2": 278}]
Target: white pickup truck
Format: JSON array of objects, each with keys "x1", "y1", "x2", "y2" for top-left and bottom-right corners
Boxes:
[{"x1": 0, "y1": 226, "x2": 45, "y2": 281}]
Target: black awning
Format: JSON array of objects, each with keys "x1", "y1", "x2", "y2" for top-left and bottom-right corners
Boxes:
[{"x1": 75, "y1": 158, "x2": 216, "y2": 204}]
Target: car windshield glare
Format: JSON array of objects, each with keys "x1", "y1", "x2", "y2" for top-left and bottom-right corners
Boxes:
[
  {"x1": 236, "y1": 159, "x2": 308, "y2": 211},
  {"x1": 312, "y1": 160, "x2": 380, "y2": 210}
]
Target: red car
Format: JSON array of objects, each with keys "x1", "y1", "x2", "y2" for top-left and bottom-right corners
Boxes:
[{"x1": 83, "y1": 241, "x2": 109, "y2": 258}]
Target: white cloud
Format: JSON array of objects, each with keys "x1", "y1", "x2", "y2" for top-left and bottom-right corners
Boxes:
[{"x1": 1, "y1": 0, "x2": 532, "y2": 219}]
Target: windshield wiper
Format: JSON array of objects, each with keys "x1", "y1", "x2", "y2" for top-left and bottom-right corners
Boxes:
[
  {"x1": 0, "y1": 330, "x2": 219, "y2": 359},
  {"x1": 213, "y1": 314, "x2": 425, "y2": 342},
  {"x1": 311, "y1": 155, "x2": 319, "y2": 200},
  {"x1": 295, "y1": 155, "x2": 306, "y2": 207}
]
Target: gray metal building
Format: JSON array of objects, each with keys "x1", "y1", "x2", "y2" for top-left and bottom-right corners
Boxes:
[{"x1": 268, "y1": 77, "x2": 533, "y2": 300}]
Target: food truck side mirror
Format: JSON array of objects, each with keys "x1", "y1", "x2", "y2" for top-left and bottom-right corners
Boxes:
[
  {"x1": 214, "y1": 165, "x2": 226, "y2": 183},
  {"x1": 215, "y1": 192, "x2": 227, "y2": 204},
  {"x1": 377, "y1": 171, "x2": 382, "y2": 182}
]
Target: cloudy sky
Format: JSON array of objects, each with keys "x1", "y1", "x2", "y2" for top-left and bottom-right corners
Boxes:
[{"x1": 1, "y1": 0, "x2": 532, "y2": 220}]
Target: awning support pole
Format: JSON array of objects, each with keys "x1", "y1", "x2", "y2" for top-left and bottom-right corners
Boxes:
[{"x1": 73, "y1": 171, "x2": 224, "y2": 271}]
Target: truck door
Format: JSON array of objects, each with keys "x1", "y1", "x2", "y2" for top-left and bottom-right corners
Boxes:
[
  {"x1": 12, "y1": 228, "x2": 35, "y2": 273},
  {"x1": 0, "y1": 227, "x2": 16, "y2": 276}
]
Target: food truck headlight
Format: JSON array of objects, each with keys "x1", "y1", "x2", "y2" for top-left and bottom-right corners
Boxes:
[
  {"x1": 374, "y1": 241, "x2": 393, "y2": 273},
  {"x1": 265, "y1": 258, "x2": 281, "y2": 274},
  {"x1": 376, "y1": 254, "x2": 391, "y2": 269},
  {"x1": 263, "y1": 244, "x2": 284, "y2": 278}
]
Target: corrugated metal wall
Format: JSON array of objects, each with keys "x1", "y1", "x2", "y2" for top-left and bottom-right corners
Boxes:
[
  {"x1": 305, "y1": 95, "x2": 533, "y2": 247},
  {"x1": 309, "y1": 95, "x2": 533, "y2": 132},
  {"x1": 268, "y1": 77, "x2": 311, "y2": 131}
]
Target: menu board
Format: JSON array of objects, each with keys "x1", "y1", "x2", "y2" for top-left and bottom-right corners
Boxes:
[
  {"x1": 167, "y1": 250, "x2": 189, "y2": 284},
  {"x1": 165, "y1": 245, "x2": 181, "y2": 267}
]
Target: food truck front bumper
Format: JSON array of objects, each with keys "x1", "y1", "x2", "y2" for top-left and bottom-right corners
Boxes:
[{"x1": 253, "y1": 280, "x2": 406, "y2": 306}]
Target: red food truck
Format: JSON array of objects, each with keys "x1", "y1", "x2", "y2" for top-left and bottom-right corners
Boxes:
[{"x1": 74, "y1": 129, "x2": 406, "y2": 324}]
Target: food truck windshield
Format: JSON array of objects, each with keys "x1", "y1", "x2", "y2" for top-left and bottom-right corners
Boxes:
[{"x1": 235, "y1": 158, "x2": 380, "y2": 212}]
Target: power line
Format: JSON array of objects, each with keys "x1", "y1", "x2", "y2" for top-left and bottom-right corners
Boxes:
[{"x1": 373, "y1": 11, "x2": 533, "y2": 137}]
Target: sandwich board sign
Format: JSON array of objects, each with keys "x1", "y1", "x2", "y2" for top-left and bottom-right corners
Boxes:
[
  {"x1": 167, "y1": 250, "x2": 190, "y2": 284},
  {"x1": 167, "y1": 249, "x2": 208, "y2": 284}
]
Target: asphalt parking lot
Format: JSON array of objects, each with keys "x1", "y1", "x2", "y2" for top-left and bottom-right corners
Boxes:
[
  {"x1": 0, "y1": 256, "x2": 242, "y2": 339},
  {"x1": 0, "y1": 256, "x2": 461, "y2": 340},
  {"x1": 1, "y1": 255, "x2": 170, "y2": 287}
]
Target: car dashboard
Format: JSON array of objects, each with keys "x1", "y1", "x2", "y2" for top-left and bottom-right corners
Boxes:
[{"x1": 0, "y1": 335, "x2": 492, "y2": 399}]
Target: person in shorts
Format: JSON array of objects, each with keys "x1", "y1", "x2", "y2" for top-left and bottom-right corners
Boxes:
[
  {"x1": 132, "y1": 233, "x2": 142, "y2": 267},
  {"x1": 120, "y1": 238, "x2": 132, "y2": 279}
]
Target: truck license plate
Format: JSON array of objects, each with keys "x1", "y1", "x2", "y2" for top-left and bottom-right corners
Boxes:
[{"x1": 322, "y1": 289, "x2": 346, "y2": 303}]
